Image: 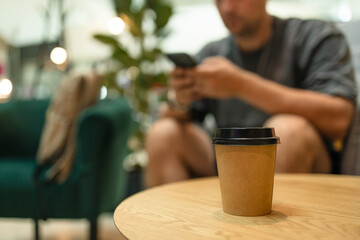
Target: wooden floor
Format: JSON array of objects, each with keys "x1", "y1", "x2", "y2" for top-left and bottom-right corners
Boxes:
[{"x1": 0, "y1": 213, "x2": 125, "y2": 240}]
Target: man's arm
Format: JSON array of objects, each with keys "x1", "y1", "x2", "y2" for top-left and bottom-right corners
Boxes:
[
  {"x1": 237, "y1": 70, "x2": 354, "y2": 140},
  {"x1": 192, "y1": 57, "x2": 355, "y2": 140}
]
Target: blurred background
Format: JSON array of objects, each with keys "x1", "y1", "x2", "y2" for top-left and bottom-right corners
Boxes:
[
  {"x1": 0, "y1": 0, "x2": 359, "y2": 102},
  {"x1": 0, "y1": 0, "x2": 359, "y2": 239}
]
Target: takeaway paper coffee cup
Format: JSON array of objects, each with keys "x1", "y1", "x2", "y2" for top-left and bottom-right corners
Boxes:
[{"x1": 213, "y1": 127, "x2": 280, "y2": 216}]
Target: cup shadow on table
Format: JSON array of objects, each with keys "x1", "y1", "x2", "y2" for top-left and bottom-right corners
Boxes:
[{"x1": 213, "y1": 208, "x2": 288, "y2": 226}]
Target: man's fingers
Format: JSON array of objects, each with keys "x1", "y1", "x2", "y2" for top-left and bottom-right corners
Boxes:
[
  {"x1": 169, "y1": 71, "x2": 195, "y2": 90},
  {"x1": 169, "y1": 78, "x2": 191, "y2": 91},
  {"x1": 170, "y1": 67, "x2": 188, "y2": 77},
  {"x1": 176, "y1": 88, "x2": 197, "y2": 104}
]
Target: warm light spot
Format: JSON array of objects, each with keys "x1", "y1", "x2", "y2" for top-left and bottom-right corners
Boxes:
[
  {"x1": 0, "y1": 78, "x2": 13, "y2": 97},
  {"x1": 108, "y1": 17, "x2": 126, "y2": 35},
  {"x1": 50, "y1": 47, "x2": 68, "y2": 65}
]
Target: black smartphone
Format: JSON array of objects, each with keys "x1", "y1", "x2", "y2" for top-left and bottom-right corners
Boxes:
[{"x1": 166, "y1": 53, "x2": 198, "y2": 68}]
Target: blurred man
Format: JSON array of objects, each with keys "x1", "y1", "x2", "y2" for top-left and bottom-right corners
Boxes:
[{"x1": 145, "y1": 0, "x2": 357, "y2": 187}]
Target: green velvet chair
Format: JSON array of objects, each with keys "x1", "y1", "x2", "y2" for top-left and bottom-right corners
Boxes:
[{"x1": 0, "y1": 98, "x2": 133, "y2": 240}]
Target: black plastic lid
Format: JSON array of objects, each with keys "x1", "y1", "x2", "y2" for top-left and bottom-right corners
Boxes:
[{"x1": 213, "y1": 127, "x2": 280, "y2": 145}]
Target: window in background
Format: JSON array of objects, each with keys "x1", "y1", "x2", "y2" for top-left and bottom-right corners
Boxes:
[{"x1": 0, "y1": 0, "x2": 359, "y2": 99}]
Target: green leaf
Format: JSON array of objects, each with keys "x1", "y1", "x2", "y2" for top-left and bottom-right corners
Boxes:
[
  {"x1": 143, "y1": 48, "x2": 162, "y2": 61},
  {"x1": 112, "y1": 46, "x2": 138, "y2": 66},
  {"x1": 126, "y1": 13, "x2": 143, "y2": 37},
  {"x1": 152, "y1": 48, "x2": 163, "y2": 54},
  {"x1": 114, "y1": 0, "x2": 132, "y2": 14},
  {"x1": 93, "y1": 34, "x2": 119, "y2": 48},
  {"x1": 147, "y1": 0, "x2": 162, "y2": 10},
  {"x1": 102, "y1": 71, "x2": 125, "y2": 95},
  {"x1": 132, "y1": 8, "x2": 145, "y2": 37},
  {"x1": 155, "y1": 27, "x2": 172, "y2": 38},
  {"x1": 153, "y1": 73, "x2": 168, "y2": 86},
  {"x1": 154, "y1": 4, "x2": 173, "y2": 30}
]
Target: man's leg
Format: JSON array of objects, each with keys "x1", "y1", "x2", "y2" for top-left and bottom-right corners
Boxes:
[
  {"x1": 264, "y1": 114, "x2": 331, "y2": 173},
  {"x1": 145, "y1": 118, "x2": 216, "y2": 187}
]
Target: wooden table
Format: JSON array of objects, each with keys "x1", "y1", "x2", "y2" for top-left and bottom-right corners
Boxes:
[{"x1": 114, "y1": 174, "x2": 360, "y2": 240}]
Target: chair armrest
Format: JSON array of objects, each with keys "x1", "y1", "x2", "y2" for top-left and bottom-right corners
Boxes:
[
  {"x1": 75, "y1": 98, "x2": 133, "y2": 167},
  {"x1": 0, "y1": 100, "x2": 49, "y2": 157},
  {"x1": 72, "y1": 98, "x2": 133, "y2": 207}
]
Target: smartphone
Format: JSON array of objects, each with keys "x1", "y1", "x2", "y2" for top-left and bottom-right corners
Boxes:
[{"x1": 166, "y1": 53, "x2": 198, "y2": 68}]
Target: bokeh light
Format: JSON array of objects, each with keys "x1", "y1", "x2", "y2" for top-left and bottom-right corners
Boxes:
[
  {"x1": 50, "y1": 47, "x2": 68, "y2": 65},
  {"x1": 100, "y1": 86, "x2": 108, "y2": 99},
  {"x1": 0, "y1": 78, "x2": 13, "y2": 97},
  {"x1": 108, "y1": 17, "x2": 126, "y2": 35},
  {"x1": 338, "y1": 3, "x2": 352, "y2": 22}
]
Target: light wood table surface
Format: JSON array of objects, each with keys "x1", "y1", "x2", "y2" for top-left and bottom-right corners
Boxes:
[{"x1": 114, "y1": 174, "x2": 360, "y2": 240}]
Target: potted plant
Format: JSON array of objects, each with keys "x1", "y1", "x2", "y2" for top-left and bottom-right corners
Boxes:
[{"x1": 94, "y1": 0, "x2": 173, "y2": 170}]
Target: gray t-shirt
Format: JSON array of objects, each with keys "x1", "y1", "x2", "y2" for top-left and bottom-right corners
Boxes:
[{"x1": 191, "y1": 17, "x2": 358, "y2": 129}]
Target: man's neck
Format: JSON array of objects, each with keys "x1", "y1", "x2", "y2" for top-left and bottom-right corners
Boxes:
[{"x1": 235, "y1": 15, "x2": 273, "y2": 52}]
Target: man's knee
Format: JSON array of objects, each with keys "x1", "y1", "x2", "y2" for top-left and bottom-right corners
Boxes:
[
  {"x1": 146, "y1": 118, "x2": 183, "y2": 149},
  {"x1": 264, "y1": 114, "x2": 315, "y2": 142},
  {"x1": 145, "y1": 119, "x2": 191, "y2": 187},
  {"x1": 264, "y1": 114, "x2": 324, "y2": 172}
]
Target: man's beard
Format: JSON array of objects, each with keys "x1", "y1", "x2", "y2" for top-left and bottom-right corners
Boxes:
[{"x1": 223, "y1": 15, "x2": 264, "y2": 38}]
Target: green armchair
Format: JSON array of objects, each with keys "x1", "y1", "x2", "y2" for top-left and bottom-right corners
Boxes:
[{"x1": 0, "y1": 98, "x2": 133, "y2": 240}]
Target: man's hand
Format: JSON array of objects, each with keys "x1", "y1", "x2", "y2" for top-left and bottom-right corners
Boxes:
[
  {"x1": 191, "y1": 57, "x2": 245, "y2": 99},
  {"x1": 169, "y1": 57, "x2": 245, "y2": 104},
  {"x1": 169, "y1": 68, "x2": 201, "y2": 106},
  {"x1": 161, "y1": 67, "x2": 201, "y2": 122}
]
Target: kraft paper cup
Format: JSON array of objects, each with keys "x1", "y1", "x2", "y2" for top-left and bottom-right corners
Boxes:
[{"x1": 213, "y1": 127, "x2": 280, "y2": 216}]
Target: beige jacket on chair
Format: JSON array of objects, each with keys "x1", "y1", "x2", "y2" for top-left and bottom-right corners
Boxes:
[{"x1": 36, "y1": 73, "x2": 102, "y2": 183}]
